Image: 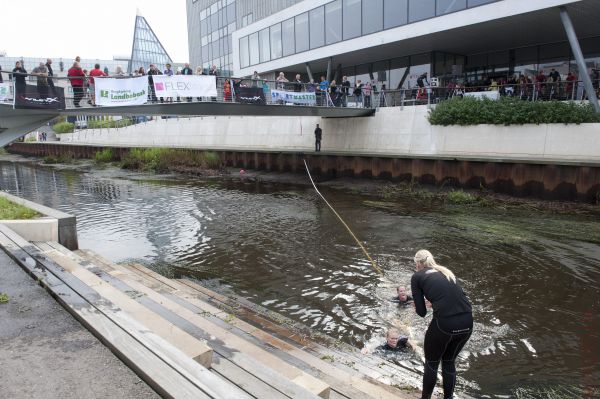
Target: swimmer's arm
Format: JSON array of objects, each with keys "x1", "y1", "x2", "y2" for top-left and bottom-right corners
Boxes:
[{"x1": 411, "y1": 274, "x2": 427, "y2": 317}]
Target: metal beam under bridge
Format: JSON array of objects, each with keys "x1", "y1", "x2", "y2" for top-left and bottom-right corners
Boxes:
[{"x1": 0, "y1": 102, "x2": 374, "y2": 147}]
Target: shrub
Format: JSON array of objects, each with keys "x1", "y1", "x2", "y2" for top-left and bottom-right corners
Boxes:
[
  {"x1": 43, "y1": 154, "x2": 74, "y2": 164},
  {"x1": 52, "y1": 122, "x2": 74, "y2": 134},
  {"x1": 120, "y1": 148, "x2": 221, "y2": 172},
  {"x1": 446, "y1": 190, "x2": 477, "y2": 204},
  {"x1": 428, "y1": 97, "x2": 600, "y2": 126},
  {"x1": 88, "y1": 118, "x2": 132, "y2": 129},
  {"x1": 94, "y1": 148, "x2": 118, "y2": 163}
]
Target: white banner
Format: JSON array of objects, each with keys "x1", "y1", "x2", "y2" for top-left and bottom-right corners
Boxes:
[
  {"x1": 464, "y1": 91, "x2": 500, "y2": 101},
  {"x1": 152, "y1": 75, "x2": 217, "y2": 98},
  {"x1": 95, "y1": 76, "x2": 148, "y2": 106},
  {"x1": 270, "y1": 89, "x2": 316, "y2": 105},
  {"x1": 0, "y1": 82, "x2": 12, "y2": 101}
]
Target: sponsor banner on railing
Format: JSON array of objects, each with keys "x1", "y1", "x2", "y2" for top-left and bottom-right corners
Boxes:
[
  {"x1": 13, "y1": 84, "x2": 65, "y2": 110},
  {"x1": 95, "y1": 76, "x2": 148, "y2": 107},
  {"x1": 270, "y1": 89, "x2": 316, "y2": 105},
  {"x1": 152, "y1": 75, "x2": 217, "y2": 98},
  {"x1": 0, "y1": 83, "x2": 12, "y2": 101},
  {"x1": 235, "y1": 86, "x2": 266, "y2": 105}
]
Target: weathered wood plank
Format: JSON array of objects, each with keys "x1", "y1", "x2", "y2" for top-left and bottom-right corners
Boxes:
[
  {"x1": 41, "y1": 247, "x2": 213, "y2": 368},
  {"x1": 68, "y1": 247, "x2": 330, "y2": 399},
  {"x1": 0, "y1": 232, "x2": 211, "y2": 399},
  {"x1": 83, "y1": 252, "x2": 414, "y2": 399},
  {"x1": 0, "y1": 228, "x2": 252, "y2": 399}
]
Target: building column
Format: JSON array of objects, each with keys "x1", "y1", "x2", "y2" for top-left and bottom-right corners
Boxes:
[
  {"x1": 326, "y1": 58, "x2": 332, "y2": 82},
  {"x1": 305, "y1": 63, "x2": 314, "y2": 82},
  {"x1": 560, "y1": 6, "x2": 600, "y2": 113}
]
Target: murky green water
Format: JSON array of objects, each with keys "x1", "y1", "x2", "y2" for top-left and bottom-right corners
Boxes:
[{"x1": 1, "y1": 160, "x2": 598, "y2": 398}]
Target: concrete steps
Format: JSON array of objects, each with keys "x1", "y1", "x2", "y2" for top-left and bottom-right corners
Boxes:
[
  {"x1": 76, "y1": 251, "x2": 419, "y2": 399},
  {"x1": 0, "y1": 221, "x2": 421, "y2": 398},
  {"x1": 0, "y1": 225, "x2": 241, "y2": 399}
]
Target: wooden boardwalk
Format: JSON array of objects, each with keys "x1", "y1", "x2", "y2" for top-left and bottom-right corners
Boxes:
[{"x1": 0, "y1": 223, "x2": 421, "y2": 399}]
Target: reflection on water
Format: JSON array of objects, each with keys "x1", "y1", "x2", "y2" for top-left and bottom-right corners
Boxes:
[{"x1": 1, "y1": 161, "x2": 599, "y2": 398}]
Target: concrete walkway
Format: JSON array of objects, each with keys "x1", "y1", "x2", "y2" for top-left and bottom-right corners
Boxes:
[{"x1": 0, "y1": 250, "x2": 159, "y2": 399}]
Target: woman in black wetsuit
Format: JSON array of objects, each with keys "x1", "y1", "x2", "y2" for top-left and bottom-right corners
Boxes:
[{"x1": 411, "y1": 249, "x2": 472, "y2": 399}]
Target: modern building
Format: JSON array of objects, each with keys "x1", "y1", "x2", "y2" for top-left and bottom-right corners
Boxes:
[
  {"x1": 187, "y1": 0, "x2": 600, "y2": 89},
  {"x1": 128, "y1": 13, "x2": 174, "y2": 74}
]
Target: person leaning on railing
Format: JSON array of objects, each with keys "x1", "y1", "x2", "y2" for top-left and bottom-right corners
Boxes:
[
  {"x1": 12, "y1": 61, "x2": 27, "y2": 94},
  {"x1": 67, "y1": 61, "x2": 85, "y2": 108}
]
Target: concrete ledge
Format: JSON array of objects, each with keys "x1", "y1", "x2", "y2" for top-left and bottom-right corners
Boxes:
[{"x1": 0, "y1": 191, "x2": 78, "y2": 249}]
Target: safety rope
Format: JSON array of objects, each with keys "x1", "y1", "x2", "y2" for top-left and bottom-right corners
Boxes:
[{"x1": 303, "y1": 159, "x2": 383, "y2": 276}]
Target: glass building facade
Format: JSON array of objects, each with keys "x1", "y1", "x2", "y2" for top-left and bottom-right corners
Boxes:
[
  {"x1": 187, "y1": 0, "x2": 301, "y2": 76},
  {"x1": 238, "y1": 0, "x2": 500, "y2": 69},
  {"x1": 129, "y1": 15, "x2": 173, "y2": 74}
]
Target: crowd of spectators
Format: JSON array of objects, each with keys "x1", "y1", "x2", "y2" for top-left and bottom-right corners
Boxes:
[{"x1": 3, "y1": 56, "x2": 599, "y2": 109}]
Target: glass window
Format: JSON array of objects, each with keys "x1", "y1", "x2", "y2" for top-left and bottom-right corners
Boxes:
[
  {"x1": 249, "y1": 32, "x2": 259, "y2": 65},
  {"x1": 362, "y1": 0, "x2": 383, "y2": 35},
  {"x1": 227, "y1": 3, "x2": 236, "y2": 24},
  {"x1": 325, "y1": 0, "x2": 342, "y2": 45},
  {"x1": 389, "y1": 56, "x2": 409, "y2": 89},
  {"x1": 282, "y1": 18, "x2": 295, "y2": 56},
  {"x1": 259, "y1": 28, "x2": 270, "y2": 63},
  {"x1": 309, "y1": 6, "x2": 325, "y2": 49},
  {"x1": 210, "y1": 12, "x2": 219, "y2": 30},
  {"x1": 384, "y1": 0, "x2": 407, "y2": 29},
  {"x1": 468, "y1": 0, "x2": 497, "y2": 6},
  {"x1": 343, "y1": 0, "x2": 361, "y2": 40},
  {"x1": 239, "y1": 36, "x2": 250, "y2": 68},
  {"x1": 295, "y1": 12, "x2": 309, "y2": 53},
  {"x1": 408, "y1": 0, "x2": 435, "y2": 23},
  {"x1": 436, "y1": 0, "x2": 466, "y2": 15},
  {"x1": 201, "y1": 18, "x2": 208, "y2": 37},
  {"x1": 270, "y1": 23, "x2": 282, "y2": 60}
]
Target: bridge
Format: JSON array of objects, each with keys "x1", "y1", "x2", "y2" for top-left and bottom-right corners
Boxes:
[{"x1": 0, "y1": 101, "x2": 374, "y2": 147}]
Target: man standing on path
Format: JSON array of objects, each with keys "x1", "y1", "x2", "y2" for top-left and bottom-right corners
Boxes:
[{"x1": 314, "y1": 124, "x2": 322, "y2": 152}]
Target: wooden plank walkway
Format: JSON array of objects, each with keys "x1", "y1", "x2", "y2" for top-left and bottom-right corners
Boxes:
[{"x1": 0, "y1": 221, "x2": 426, "y2": 399}]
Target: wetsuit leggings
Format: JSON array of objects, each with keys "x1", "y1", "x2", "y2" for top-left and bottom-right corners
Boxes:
[{"x1": 421, "y1": 313, "x2": 473, "y2": 399}]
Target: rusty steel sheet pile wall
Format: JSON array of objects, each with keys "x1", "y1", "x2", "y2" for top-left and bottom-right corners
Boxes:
[{"x1": 7, "y1": 143, "x2": 600, "y2": 202}]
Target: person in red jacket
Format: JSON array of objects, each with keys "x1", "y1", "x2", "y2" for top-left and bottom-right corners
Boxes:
[
  {"x1": 88, "y1": 63, "x2": 106, "y2": 106},
  {"x1": 67, "y1": 62, "x2": 85, "y2": 107}
]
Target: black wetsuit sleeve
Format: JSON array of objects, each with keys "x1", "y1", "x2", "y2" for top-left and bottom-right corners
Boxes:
[
  {"x1": 399, "y1": 337, "x2": 408, "y2": 347},
  {"x1": 411, "y1": 273, "x2": 427, "y2": 317}
]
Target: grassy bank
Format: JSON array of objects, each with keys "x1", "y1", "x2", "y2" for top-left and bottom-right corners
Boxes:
[
  {"x1": 93, "y1": 148, "x2": 222, "y2": 174},
  {"x1": 0, "y1": 197, "x2": 39, "y2": 219}
]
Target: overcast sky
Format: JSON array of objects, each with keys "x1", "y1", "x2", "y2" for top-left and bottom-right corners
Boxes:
[{"x1": 0, "y1": 0, "x2": 189, "y2": 62}]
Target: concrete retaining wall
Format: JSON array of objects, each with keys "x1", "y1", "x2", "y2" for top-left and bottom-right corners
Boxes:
[
  {"x1": 56, "y1": 105, "x2": 600, "y2": 164},
  {"x1": 0, "y1": 192, "x2": 78, "y2": 249}
]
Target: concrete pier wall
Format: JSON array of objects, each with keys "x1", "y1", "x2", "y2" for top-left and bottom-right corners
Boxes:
[
  {"x1": 7, "y1": 105, "x2": 600, "y2": 202},
  {"x1": 55, "y1": 105, "x2": 600, "y2": 164}
]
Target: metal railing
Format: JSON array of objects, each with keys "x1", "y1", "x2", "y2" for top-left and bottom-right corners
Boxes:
[{"x1": 2, "y1": 70, "x2": 598, "y2": 111}]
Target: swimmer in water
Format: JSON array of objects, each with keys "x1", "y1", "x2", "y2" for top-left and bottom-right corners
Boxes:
[
  {"x1": 391, "y1": 285, "x2": 413, "y2": 305},
  {"x1": 411, "y1": 249, "x2": 473, "y2": 399},
  {"x1": 362, "y1": 327, "x2": 412, "y2": 354}
]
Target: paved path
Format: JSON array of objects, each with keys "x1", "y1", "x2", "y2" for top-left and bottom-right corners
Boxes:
[{"x1": 0, "y1": 250, "x2": 160, "y2": 399}]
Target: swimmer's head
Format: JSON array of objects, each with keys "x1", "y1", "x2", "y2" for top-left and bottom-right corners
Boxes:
[
  {"x1": 386, "y1": 327, "x2": 402, "y2": 348},
  {"x1": 397, "y1": 286, "x2": 408, "y2": 301}
]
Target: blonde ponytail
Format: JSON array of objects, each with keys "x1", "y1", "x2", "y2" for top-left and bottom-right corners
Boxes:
[{"x1": 414, "y1": 249, "x2": 456, "y2": 283}]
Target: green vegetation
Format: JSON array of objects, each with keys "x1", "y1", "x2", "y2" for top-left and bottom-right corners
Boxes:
[
  {"x1": 43, "y1": 154, "x2": 74, "y2": 164},
  {"x1": 428, "y1": 97, "x2": 600, "y2": 126},
  {"x1": 0, "y1": 197, "x2": 39, "y2": 220},
  {"x1": 0, "y1": 293, "x2": 9, "y2": 304},
  {"x1": 446, "y1": 189, "x2": 477, "y2": 204},
  {"x1": 94, "y1": 148, "x2": 119, "y2": 163},
  {"x1": 121, "y1": 148, "x2": 221, "y2": 173},
  {"x1": 88, "y1": 118, "x2": 133, "y2": 129},
  {"x1": 52, "y1": 122, "x2": 74, "y2": 134}
]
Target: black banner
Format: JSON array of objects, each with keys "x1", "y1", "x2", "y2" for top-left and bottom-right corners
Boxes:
[
  {"x1": 14, "y1": 83, "x2": 65, "y2": 110},
  {"x1": 235, "y1": 86, "x2": 266, "y2": 105}
]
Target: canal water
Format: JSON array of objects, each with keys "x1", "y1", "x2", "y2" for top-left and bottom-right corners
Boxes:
[{"x1": 1, "y1": 160, "x2": 598, "y2": 398}]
